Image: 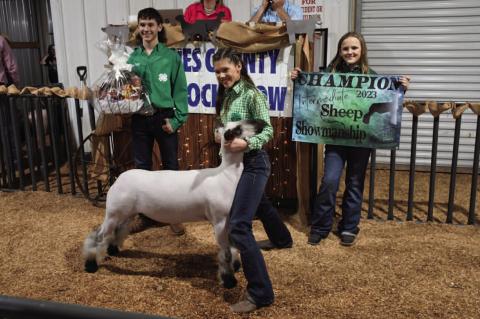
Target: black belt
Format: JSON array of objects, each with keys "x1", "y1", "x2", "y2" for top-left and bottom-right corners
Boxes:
[{"x1": 152, "y1": 107, "x2": 175, "y2": 116}]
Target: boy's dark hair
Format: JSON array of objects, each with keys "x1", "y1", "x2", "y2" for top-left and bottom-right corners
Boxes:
[
  {"x1": 212, "y1": 47, "x2": 256, "y2": 116},
  {"x1": 137, "y1": 7, "x2": 166, "y2": 44}
]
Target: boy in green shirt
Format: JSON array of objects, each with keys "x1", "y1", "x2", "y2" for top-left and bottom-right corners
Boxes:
[{"x1": 127, "y1": 7, "x2": 188, "y2": 235}]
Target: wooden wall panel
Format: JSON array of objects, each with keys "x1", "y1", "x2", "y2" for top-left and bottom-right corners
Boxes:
[
  {"x1": 175, "y1": 0, "x2": 195, "y2": 12},
  {"x1": 129, "y1": 0, "x2": 153, "y2": 15},
  {"x1": 83, "y1": 0, "x2": 107, "y2": 86},
  {"x1": 105, "y1": 0, "x2": 129, "y2": 24},
  {"x1": 53, "y1": 0, "x2": 89, "y2": 87},
  {"x1": 152, "y1": 0, "x2": 176, "y2": 9},
  {"x1": 225, "y1": 0, "x2": 253, "y2": 23}
]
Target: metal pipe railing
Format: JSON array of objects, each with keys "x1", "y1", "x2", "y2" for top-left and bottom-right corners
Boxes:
[
  {"x1": 46, "y1": 97, "x2": 63, "y2": 194},
  {"x1": 0, "y1": 295, "x2": 169, "y2": 319},
  {"x1": 387, "y1": 148, "x2": 396, "y2": 220},
  {"x1": 0, "y1": 94, "x2": 478, "y2": 225},
  {"x1": 367, "y1": 149, "x2": 376, "y2": 219},
  {"x1": 34, "y1": 97, "x2": 50, "y2": 192},
  {"x1": 446, "y1": 116, "x2": 462, "y2": 223},
  {"x1": 406, "y1": 115, "x2": 419, "y2": 221},
  {"x1": 427, "y1": 116, "x2": 440, "y2": 222},
  {"x1": 468, "y1": 114, "x2": 480, "y2": 225}
]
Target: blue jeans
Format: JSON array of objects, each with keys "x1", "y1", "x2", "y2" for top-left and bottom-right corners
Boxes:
[
  {"x1": 256, "y1": 194, "x2": 293, "y2": 248},
  {"x1": 228, "y1": 150, "x2": 275, "y2": 306},
  {"x1": 131, "y1": 109, "x2": 178, "y2": 171},
  {"x1": 311, "y1": 145, "x2": 371, "y2": 237}
]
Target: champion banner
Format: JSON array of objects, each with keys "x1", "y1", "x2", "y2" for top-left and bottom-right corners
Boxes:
[
  {"x1": 178, "y1": 43, "x2": 293, "y2": 117},
  {"x1": 292, "y1": 72, "x2": 405, "y2": 149}
]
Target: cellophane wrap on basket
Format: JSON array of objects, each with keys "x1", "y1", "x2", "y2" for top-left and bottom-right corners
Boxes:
[{"x1": 92, "y1": 31, "x2": 153, "y2": 115}]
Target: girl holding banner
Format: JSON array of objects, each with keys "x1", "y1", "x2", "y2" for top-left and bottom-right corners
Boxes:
[
  {"x1": 213, "y1": 47, "x2": 293, "y2": 313},
  {"x1": 291, "y1": 32, "x2": 410, "y2": 246}
]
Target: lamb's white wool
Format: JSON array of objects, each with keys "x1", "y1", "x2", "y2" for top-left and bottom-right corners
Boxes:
[{"x1": 82, "y1": 120, "x2": 265, "y2": 287}]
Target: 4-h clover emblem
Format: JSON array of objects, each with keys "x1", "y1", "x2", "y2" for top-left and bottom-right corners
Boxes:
[{"x1": 158, "y1": 73, "x2": 168, "y2": 82}]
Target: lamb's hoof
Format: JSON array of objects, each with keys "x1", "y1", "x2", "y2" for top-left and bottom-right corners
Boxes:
[
  {"x1": 233, "y1": 260, "x2": 241, "y2": 273},
  {"x1": 85, "y1": 260, "x2": 99, "y2": 273},
  {"x1": 222, "y1": 274, "x2": 237, "y2": 289},
  {"x1": 107, "y1": 245, "x2": 119, "y2": 256}
]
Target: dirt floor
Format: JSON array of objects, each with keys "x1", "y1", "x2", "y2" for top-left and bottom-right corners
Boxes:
[{"x1": 0, "y1": 170, "x2": 479, "y2": 319}]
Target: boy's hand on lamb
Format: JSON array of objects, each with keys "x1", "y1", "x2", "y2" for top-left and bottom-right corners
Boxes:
[{"x1": 224, "y1": 138, "x2": 248, "y2": 153}]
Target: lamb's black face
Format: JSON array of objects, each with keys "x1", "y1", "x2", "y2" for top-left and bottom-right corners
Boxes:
[
  {"x1": 223, "y1": 120, "x2": 266, "y2": 141},
  {"x1": 223, "y1": 125, "x2": 242, "y2": 141}
]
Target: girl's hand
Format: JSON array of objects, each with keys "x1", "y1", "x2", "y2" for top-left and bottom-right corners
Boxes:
[
  {"x1": 290, "y1": 67, "x2": 302, "y2": 81},
  {"x1": 223, "y1": 138, "x2": 248, "y2": 153},
  {"x1": 399, "y1": 76, "x2": 411, "y2": 91}
]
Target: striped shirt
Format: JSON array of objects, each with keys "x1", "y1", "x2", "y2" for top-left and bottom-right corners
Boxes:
[{"x1": 219, "y1": 79, "x2": 273, "y2": 151}]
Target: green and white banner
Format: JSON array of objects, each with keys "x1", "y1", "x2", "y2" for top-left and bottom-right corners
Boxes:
[{"x1": 292, "y1": 72, "x2": 405, "y2": 149}]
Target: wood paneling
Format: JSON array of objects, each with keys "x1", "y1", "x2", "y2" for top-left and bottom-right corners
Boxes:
[
  {"x1": 130, "y1": 0, "x2": 153, "y2": 15},
  {"x1": 106, "y1": 0, "x2": 129, "y2": 24},
  {"x1": 83, "y1": 0, "x2": 107, "y2": 86}
]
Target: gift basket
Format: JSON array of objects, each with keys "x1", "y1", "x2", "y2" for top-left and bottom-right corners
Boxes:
[{"x1": 92, "y1": 25, "x2": 153, "y2": 115}]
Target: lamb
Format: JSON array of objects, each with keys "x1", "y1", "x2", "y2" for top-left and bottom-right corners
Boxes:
[{"x1": 82, "y1": 119, "x2": 265, "y2": 288}]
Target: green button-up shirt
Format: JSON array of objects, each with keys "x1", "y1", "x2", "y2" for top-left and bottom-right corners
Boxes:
[
  {"x1": 127, "y1": 42, "x2": 188, "y2": 131},
  {"x1": 219, "y1": 79, "x2": 273, "y2": 151}
]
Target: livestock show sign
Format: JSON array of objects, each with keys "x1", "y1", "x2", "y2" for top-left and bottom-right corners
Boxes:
[
  {"x1": 178, "y1": 43, "x2": 293, "y2": 117},
  {"x1": 292, "y1": 72, "x2": 405, "y2": 149},
  {"x1": 298, "y1": 0, "x2": 324, "y2": 21}
]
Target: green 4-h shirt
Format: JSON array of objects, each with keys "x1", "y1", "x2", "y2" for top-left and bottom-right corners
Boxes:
[
  {"x1": 127, "y1": 42, "x2": 188, "y2": 131},
  {"x1": 219, "y1": 79, "x2": 273, "y2": 151}
]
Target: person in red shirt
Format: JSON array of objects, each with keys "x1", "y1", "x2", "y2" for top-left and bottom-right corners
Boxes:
[{"x1": 183, "y1": 0, "x2": 232, "y2": 24}]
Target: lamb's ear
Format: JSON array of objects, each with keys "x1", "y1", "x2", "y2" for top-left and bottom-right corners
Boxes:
[{"x1": 214, "y1": 118, "x2": 224, "y2": 129}]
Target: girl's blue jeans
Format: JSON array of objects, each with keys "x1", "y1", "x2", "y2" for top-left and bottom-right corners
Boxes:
[
  {"x1": 310, "y1": 144, "x2": 371, "y2": 237},
  {"x1": 228, "y1": 149, "x2": 280, "y2": 306}
]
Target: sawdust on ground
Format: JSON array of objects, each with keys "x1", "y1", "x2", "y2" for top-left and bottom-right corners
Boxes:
[{"x1": 1, "y1": 172, "x2": 479, "y2": 319}]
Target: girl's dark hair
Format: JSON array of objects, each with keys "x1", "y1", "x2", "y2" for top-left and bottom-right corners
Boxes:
[
  {"x1": 328, "y1": 31, "x2": 369, "y2": 74},
  {"x1": 212, "y1": 47, "x2": 256, "y2": 115},
  {"x1": 137, "y1": 7, "x2": 166, "y2": 44}
]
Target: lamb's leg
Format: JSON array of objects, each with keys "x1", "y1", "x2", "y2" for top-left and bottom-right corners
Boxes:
[
  {"x1": 231, "y1": 246, "x2": 241, "y2": 273},
  {"x1": 82, "y1": 214, "x2": 124, "y2": 273},
  {"x1": 83, "y1": 228, "x2": 101, "y2": 273},
  {"x1": 213, "y1": 219, "x2": 237, "y2": 289},
  {"x1": 107, "y1": 217, "x2": 132, "y2": 256}
]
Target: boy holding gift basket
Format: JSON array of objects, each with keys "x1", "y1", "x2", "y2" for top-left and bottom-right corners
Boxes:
[{"x1": 127, "y1": 7, "x2": 189, "y2": 234}]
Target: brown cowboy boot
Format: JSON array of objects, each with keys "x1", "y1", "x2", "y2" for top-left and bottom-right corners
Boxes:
[
  {"x1": 169, "y1": 223, "x2": 186, "y2": 236},
  {"x1": 230, "y1": 292, "x2": 258, "y2": 313}
]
